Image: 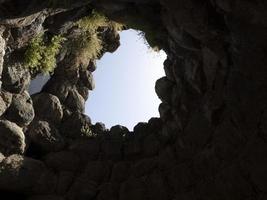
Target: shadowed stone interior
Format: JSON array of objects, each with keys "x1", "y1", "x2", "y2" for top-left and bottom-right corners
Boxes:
[{"x1": 0, "y1": 0, "x2": 267, "y2": 200}]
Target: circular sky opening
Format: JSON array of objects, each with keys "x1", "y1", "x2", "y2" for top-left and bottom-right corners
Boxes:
[{"x1": 85, "y1": 29, "x2": 167, "y2": 131}]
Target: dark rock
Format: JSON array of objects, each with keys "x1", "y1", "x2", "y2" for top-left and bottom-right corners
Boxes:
[
  {"x1": 91, "y1": 122, "x2": 107, "y2": 135},
  {"x1": 0, "y1": 120, "x2": 25, "y2": 156},
  {"x1": 80, "y1": 70, "x2": 95, "y2": 90},
  {"x1": 0, "y1": 90, "x2": 12, "y2": 116},
  {"x1": 69, "y1": 139, "x2": 100, "y2": 161},
  {"x1": 183, "y1": 111, "x2": 212, "y2": 151},
  {"x1": 132, "y1": 158, "x2": 157, "y2": 177},
  {"x1": 88, "y1": 60, "x2": 97, "y2": 72},
  {"x1": 64, "y1": 88, "x2": 85, "y2": 113},
  {"x1": 61, "y1": 112, "x2": 92, "y2": 139},
  {"x1": 146, "y1": 170, "x2": 171, "y2": 200},
  {"x1": 27, "y1": 195, "x2": 64, "y2": 200},
  {"x1": 27, "y1": 120, "x2": 65, "y2": 153},
  {"x1": 76, "y1": 84, "x2": 89, "y2": 100},
  {"x1": 0, "y1": 154, "x2": 57, "y2": 194},
  {"x1": 44, "y1": 151, "x2": 81, "y2": 172},
  {"x1": 142, "y1": 133, "x2": 160, "y2": 157},
  {"x1": 159, "y1": 102, "x2": 172, "y2": 121},
  {"x1": 56, "y1": 171, "x2": 75, "y2": 195},
  {"x1": 67, "y1": 161, "x2": 111, "y2": 200},
  {"x1": 163, "y1": 58, "x2": 175, "y2": 81},
  {"x1": 101, "y1": 136, "x2": 123, "y2": 161},
  {"x1": 42, "y1": 78, "x2": 73, "y2": 103},
  {"x1": 2, "y1": 62, "x2": 31, "y2": 93},
  {"x1": 110, "y1": 125, "x2": 129, "y2": 138},
  {"x1": 5, "y1": 91, "x2": 34, "y2": 126},
  {"x1": 155, "y1": 77, "x2": 174, "y2": 103},
  {"x1": 133, "y1": 122, "x2": 148, "y2": 138},
  {"x1": 32, "y1": 93, "x2": 63, "y2": 124},
  {"x1": 111, "y1": 162, "x2": 130, "y2": 183},
  {"x1": 119, "y1": 177, "x2": 147, "y2": 200}
]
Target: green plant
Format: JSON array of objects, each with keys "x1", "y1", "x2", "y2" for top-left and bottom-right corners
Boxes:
[
  {"x1": 76, "y1": 11, "x2": 108, "y2": 33},
  {"x1": 72, "y1": 11, "x2": 124, "y2": 67},
  {"x1": 73, "y1": 33, "x2": 103, "y2": 66},
  {"x1": 24, "y1": 34, "x2": 66, "y2": 74}
]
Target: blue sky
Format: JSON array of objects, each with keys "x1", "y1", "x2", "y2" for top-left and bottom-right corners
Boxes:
[{"x1": 85, "y1": 29, "x2": 166, "y2": 130}]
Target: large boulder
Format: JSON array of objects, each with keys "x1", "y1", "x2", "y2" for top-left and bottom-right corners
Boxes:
[
  {"x1": 2, "y1": 62, "x2": 31, "y2": 94},
  {"x1": 155, "y1": 77, "x2": 174, "y2": 104},
  {"x1": 0, "y1": 120, "x2": 25, "y2": 156},
  {"x1": 61, "y1": 112, "x2": 92, "y2": 139},
  {"x1": 0, "y1": 154, "x2": 57, "y2": 194},
  {"x1": 79, "y1": 70, "x2": 95, "y2": 90},
  {"x1": 0, "y1": 90, "x2": 12, "y2": 117},
  {"x1": 64, "y1": 88, "x2": 85, "y2": 113},
  {"x1": 32, "y1": 93, "x2": 63, "y2": 124},
  {"x1": 5, "y1": 91, "x2": 34, "y2": 126},
  {"x1": 27, "y1": 120, "x2": 65, "y2": 153}
]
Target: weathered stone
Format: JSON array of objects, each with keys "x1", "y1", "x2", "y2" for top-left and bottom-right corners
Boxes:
[
  {"x1": 67, "y1": 161, "x2": 111, "y2": 200},
  {"x1": 27, "y1": 195, "x2": 64, "y2": 200},
  {"x1": 5, "y1": 91, "x2": 34, "y2": 126},
  {"x1": 27, "y1": 120, "x2": 65, "y2": 153},
  {"x1": 0, "y1": 0, "x2": 266, "y2": 199},
  {"x1": 159, "y1": 102, "x2": 172, "y2": 121},
  {"x1": 80, "y1": 70, "x2": 95, "y2": 90},
  {"x1": 111, "y1": 162, "x2": 130, "y2": 183},
  {"x1": 155, "y1": 77, "x2": 174, "y2": 103},
  {"x1": 119, "y1": 177, "x2": 147, "y2": 200},
  {"x1": 64, "y1": 88, "x2": 85, "y2": 113},
  {"x1": 101, "y1": 137, "x2": 123, "y2": 161},
  {"x1": 56, "y1": 171, "x2": 75, "y2": 195},
  {"x1": 42, "y1": 78, "x2": 73, "y2": 103},
  {"x1": 69, "y1": 139, "x2": 100, "y2": 161},
  {"x1": 132, "y1": 158, "x2": 157, "y2": 178},
  {"x1": 0, "y1": 152, "x2": 5, "y2": 163},
  {"x1": 91, "y1": 122, "x2": 107, "y2": 135},
  {"x1": 76, "y1": 84, "x2": 89, "y2": 100},
  {"x1": 0, "y1": 154, "x2": 57, "y2": 194},
  {"x1": 2, "y1": 62, "x2": 31, "y2": 93},
  {"x1": 183, "y1": 111, "x2": 212, "y2": 151},
  {"x1": 142, "y1": 133, "x2": 160, "y2": 157},
  {"x1": 61, "y1": 112, "x2": 92, "y2": 139},
  {"x1": 146, "y1": 170, "x2": 171, "y2": 200},
  {"x1": 0, "y1": 90, "x2": 12, "y2": 116},
  {"x1": 44, "y1": 151, "x2": 81, "y2": 172},
  {"x1": 32, "y1": 93, "x2": 63, "y2": 124},
  {"x1": 110, "y1": 125, "x2": 129, "y2": 138},
  {"x1": 0, "y1": 120, "x2": 25, "y2": 156}
]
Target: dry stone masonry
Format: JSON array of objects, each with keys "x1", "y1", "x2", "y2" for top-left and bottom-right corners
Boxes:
[{"x1": 0, "y1": 0, "x2": 267, "y2": 199}]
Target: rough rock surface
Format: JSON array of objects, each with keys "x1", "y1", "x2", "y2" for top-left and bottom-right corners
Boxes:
[
  {"x1": 5, "y1": 91, "x2": 34, "y2": 126},
  {"x1": 0, "y1": 0, "x2": 266, "y2": 199},
  {"x1": 0, "y1": 120, "x2": 25, "y2": 156}
]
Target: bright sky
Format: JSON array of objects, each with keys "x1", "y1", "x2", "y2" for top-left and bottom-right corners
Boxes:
[{"x1": 85, "y1": 29, "x2": 167, "y2": 130}]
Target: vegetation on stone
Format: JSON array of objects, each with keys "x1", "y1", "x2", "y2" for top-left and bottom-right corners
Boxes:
[
  {"x1": 24, "y1": 34, "x2": 66, "y2": 74},
  {"x1": 72, "y1": 10, "x2": 124, "y2": 67}
]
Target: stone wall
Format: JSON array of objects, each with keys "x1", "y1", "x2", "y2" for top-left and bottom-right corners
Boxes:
[{"x1": 0, "y1": 0, "x2": 267, "y2": 199}]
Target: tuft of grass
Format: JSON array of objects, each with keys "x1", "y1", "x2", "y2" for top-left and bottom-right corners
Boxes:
[
  {"x1": 76, "y1": 11, "x2": 108, "y2": 33},
  {"x1": 24, "y1": 34, "x2": 66, "y2": 74},
  {"x1": 72, "y1": 10, "x2": 124, "y2": 67},
  {"x1": 73, "y1": 33, "x2": 103, "y2": 66}
]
